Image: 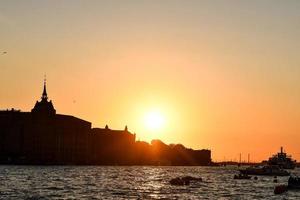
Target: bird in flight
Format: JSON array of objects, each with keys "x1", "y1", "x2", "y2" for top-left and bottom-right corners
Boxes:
[{"x1": 2, "y1": 52, "x2": 7, "y2": 55}]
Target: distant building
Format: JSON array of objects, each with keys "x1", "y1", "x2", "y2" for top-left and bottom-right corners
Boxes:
[
  {"x1": 0, "y1": 80, "x2": 210, "y2": 165},
  {"x1": 0, "y1": 80, "x2": 135, "y2": 164}
]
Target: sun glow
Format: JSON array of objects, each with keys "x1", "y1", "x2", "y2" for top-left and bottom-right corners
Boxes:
[{"x1": 144, "y1": 110, "x2": 166, "y2": 131}]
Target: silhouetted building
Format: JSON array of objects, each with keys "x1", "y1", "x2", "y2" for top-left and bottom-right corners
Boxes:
[
  {"x1": 0, "y1": 80, "x2": 93, "y2": 164},
  {"x1": 0, "y1": 81, "x2": 211, "y2": 165}
]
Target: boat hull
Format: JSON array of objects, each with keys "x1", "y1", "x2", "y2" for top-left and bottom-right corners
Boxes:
[{"x1": 239, "y1": 169, "x2": 290, "y2": 176}]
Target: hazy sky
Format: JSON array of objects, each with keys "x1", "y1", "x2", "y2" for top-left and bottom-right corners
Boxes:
[{"x1": 1, "y1": 0, "x2": 300, "y2": 161}]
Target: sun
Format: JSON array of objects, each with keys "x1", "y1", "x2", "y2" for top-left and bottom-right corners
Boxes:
[{"x1": 144, "y1": 110, "x2": 165, "y2": 131}]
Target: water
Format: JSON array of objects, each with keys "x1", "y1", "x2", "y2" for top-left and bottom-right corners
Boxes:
[{"x1": 0, "y1": 166, "x2": 299, "y2": 199}]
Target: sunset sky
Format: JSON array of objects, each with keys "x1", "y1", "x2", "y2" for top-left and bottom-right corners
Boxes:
[{"x1": 1, "y1": 0, "x2": 300, "y2": 162}]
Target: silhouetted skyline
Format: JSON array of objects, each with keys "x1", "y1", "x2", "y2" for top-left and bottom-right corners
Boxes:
[
  {"x1": 0, "y1": 81, "x2": 211, "y2": 165},
  {"x1": 1, "y1": 1, "x2": 300, "y2": 162}
]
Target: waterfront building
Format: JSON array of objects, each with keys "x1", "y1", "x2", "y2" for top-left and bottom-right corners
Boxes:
[{"x1": 0, "y1": 80, "x2": 210, "y2": 165}]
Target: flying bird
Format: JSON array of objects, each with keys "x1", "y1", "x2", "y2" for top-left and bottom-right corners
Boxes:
[{"x1": 2, "y1": 52, "x2": 7, "y2": 54}]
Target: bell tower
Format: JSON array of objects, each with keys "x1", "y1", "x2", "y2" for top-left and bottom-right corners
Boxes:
[{"x1": 31, "y1": 77, "x2": 56, "y2": 116}]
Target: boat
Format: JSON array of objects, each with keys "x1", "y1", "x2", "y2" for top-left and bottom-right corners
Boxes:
[
  {"x1": 288, "y1": 176, "x2": 300, "y2": 189},
  {"x1": 234, "y1": 174, "x2": 251, "y2": 179},
  {"x1": 266, "y1": 147, "x2": 296, "y2": 169},
  {"x1": 239, "y1": 165, "x2": 290, "y2": 176},
  {"x1": 274, "y1": 185, "x2": 288, "y2": 194}
]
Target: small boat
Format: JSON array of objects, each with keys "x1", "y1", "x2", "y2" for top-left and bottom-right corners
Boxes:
[
  {"x1": 169, "y1": 176, "x2": 202, "y2": 186},
  {"x1": 274, "y1": 185, "x2": 288, "y2": 194},
  {"x1": 234, "y1": 174, "x2": 251, "y2": 179},
  {"x1": 288, "y1": 176, "x2": 300, "y2": 189},
  {"x1": 239, "y1": 165, "x2": 290, "y2": 176}
]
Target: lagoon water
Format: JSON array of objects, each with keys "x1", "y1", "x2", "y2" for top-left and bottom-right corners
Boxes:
[{"x1": 0, "y1": 165, "x2": 299, "y2": 199}]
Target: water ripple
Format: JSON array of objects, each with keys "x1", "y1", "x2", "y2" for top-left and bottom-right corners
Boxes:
[{"x1": 0, "y1": 166, "x2": 299, "y2": 199}]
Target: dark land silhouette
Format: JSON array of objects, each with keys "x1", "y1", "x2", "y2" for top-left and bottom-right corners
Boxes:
[{"x1": 0, "y1": 81, "x2": 211, "y2": 165}]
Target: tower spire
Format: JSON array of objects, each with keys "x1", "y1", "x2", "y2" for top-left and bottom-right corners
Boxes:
[{"x1": 42, "y1": 75, "x2": 48, "y2": 100}]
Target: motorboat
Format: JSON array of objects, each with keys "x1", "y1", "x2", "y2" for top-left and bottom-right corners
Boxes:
[
  {"x1": 288, "y1": 176, "x2": 300, "y2": 189},
  {"x1": 234, "y1": 174, "x2": 251, "y2": 179},
  {"x1": 239, "y1": 165, "x2": 290, "y2": 176}
]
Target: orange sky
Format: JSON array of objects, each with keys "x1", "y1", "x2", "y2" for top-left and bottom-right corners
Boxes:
[{"x1": 1, "y1": 1, "x2": 300, "y2": 162}]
